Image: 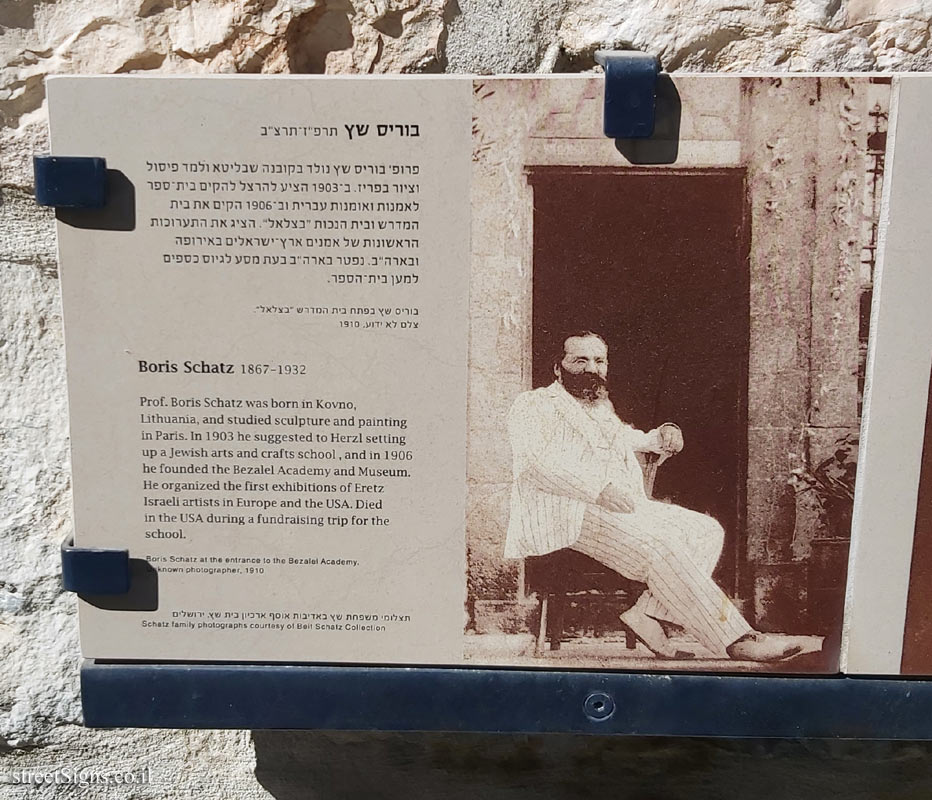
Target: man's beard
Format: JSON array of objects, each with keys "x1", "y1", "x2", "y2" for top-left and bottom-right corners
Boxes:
[{"x1": 560, "y1": 368, "x2": 609, "y2": 403}]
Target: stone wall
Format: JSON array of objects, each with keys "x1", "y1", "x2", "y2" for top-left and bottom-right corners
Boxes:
[{"x1": 2, "y1": 0, "x2": 932, "y2": 795}]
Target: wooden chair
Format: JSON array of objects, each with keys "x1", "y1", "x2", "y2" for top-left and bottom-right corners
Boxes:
[{"x1": 525, "y1": 450, "x2": 667, "y2": 656}]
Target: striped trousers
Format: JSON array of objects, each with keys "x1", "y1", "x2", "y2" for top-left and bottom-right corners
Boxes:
[{"x1": 571, "y1": 502, "x2": 752, "y2": 656}]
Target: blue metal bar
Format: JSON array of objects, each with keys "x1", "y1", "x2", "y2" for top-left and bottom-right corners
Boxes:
[
  {"x1": 81, "y1": 661, "x2": 932, "y2": 738},
  {"x1": 594, "y1": 50, "x2": 660, "y2": 139},
  {"x1": 34, "y1": 156, "x2": 108, "y2": 208},
  {"x1": 61, "y1": 537, "x2": 130, "y2": 595}
]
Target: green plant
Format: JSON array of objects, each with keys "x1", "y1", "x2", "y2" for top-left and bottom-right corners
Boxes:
[{"x1": 789, "y1": 433, "x2": 859, "y2": 538}]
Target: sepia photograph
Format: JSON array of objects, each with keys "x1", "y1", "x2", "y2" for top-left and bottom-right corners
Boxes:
[{"x1": 464, "y1": 75, "x2": 891, "y2": 673}]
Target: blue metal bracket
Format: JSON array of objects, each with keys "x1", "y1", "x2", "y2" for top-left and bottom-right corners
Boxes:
[
  {"x1": 61, "y1": 536, "x2": 130, "y2": 595},
  {"x1": 34, "y1": 155, "x2": 108, "y2": 208},
  {"x1": 595, "y1": 50, "x2": 660, "y2": 139},
  {"x1": 79, "y1": 661, "x2": 932, "y2": 737}
]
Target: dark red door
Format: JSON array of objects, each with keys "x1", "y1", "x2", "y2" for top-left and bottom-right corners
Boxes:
[{"x1": 529, "y1": 167, "x2": 750, "y2": 596}]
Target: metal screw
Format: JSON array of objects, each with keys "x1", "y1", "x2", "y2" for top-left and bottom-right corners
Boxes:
[{"x1": 583, "y1": 691, "x2": 615, "y2": 721}]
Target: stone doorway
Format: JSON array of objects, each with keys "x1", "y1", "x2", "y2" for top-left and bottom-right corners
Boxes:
[{"x1": 527, "y1": 166, "x2": 751, "y2": 596}]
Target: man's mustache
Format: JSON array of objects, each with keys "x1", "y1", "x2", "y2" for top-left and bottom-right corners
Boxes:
[{"x1": 560, "y1": 368, "x2": 608, "y2": 400}]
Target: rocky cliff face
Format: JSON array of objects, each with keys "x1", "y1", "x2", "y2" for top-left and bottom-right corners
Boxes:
[{"x1": 5, "y1": 0, "x2": 932, "y2": 183}]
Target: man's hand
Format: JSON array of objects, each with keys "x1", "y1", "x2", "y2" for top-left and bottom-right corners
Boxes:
[
  {"x1": 658, "y1": 423, "x2": 684, "y2": 454},
  {"x1": 597, "y1": 483, "x2": 636, "y2": 513}
]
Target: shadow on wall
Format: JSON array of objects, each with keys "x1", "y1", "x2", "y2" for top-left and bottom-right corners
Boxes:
[
  {"x1": 251, "y1": 730, "x2": 932, "y2": 800},
  {"x1": 286, "y1": 0, "x2": 356, "y2": 73}
]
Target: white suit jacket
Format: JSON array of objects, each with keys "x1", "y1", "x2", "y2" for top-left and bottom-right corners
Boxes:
[{"x1": 504, "y1": 381, "x2": 667, "y2": 558}]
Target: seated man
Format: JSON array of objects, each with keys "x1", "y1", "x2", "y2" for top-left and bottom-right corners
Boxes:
[{"x1": 505, "y1": 331, "x2": 804, "y2": 662}]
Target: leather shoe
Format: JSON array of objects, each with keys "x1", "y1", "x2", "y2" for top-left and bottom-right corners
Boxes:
[
  {"x1": 620, "y1": 607, "x2": 695, "y2": 660},
  {"x1": 726, "y1": 633, "x2": 803, "y2": 662}
]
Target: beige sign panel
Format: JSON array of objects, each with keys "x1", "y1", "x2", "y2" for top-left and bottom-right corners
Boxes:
[
  {"x1": 51, "y1": 76, "x2": 472, "y2": 663},
  {"x1": 51, "y1": 74, "x2": 890, "y2": 672},
  {"x1": 842, "y1": 75, "x2": 932, "y2": 675}
]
